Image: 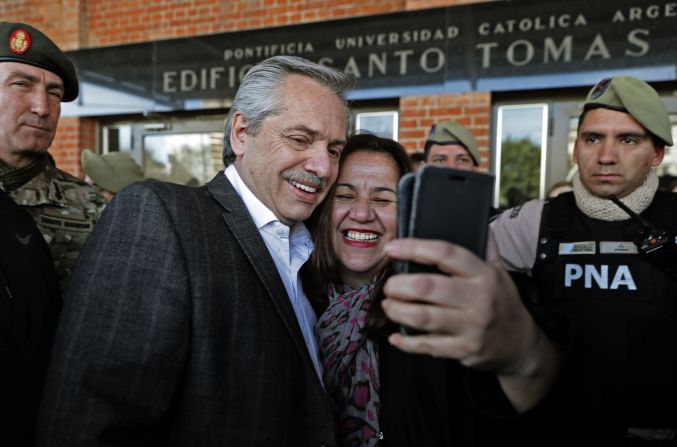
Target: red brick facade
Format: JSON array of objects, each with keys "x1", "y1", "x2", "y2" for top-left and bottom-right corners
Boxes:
[
  {"x1": 1, "y1": 0, "x2": 492, "y2": 176},
  {"x1": 47, "y1": 117, "x2": 97, "y2": 176}
]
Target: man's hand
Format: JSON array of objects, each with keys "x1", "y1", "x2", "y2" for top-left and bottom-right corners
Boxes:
[{"x1": 381, "y1": 237, "x2": 559, "y2": 412}]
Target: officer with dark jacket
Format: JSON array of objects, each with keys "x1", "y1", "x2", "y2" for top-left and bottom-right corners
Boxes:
[
  {"x1": 491, "y1": 76, "x2": 677, "y2": 444},
  {"x1": 1, "y1": 191, "x2": 61, "y2": 446}
]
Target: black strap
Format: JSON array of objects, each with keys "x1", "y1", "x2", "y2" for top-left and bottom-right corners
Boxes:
[
  {"x1": 538, "y1": 191, "x2": 576, "y2": 237},
  {"x1": 533, "y1": 192, "x2": 576, "y2": 270}
]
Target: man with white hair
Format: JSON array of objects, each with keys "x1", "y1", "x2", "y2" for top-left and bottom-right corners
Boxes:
[{"x1": 38, "y1": 55, "x2": 355, "y2": 446}]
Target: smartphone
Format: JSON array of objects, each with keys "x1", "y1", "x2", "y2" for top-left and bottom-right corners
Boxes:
[
  {"x1": 395, "y1": 172, "x2": 415, "y2": 273},
  {"x1": 396, "y1": 166, "x2": 494, "y2": 335},
  {"x1": 405, "y1": 165, "x2": 494, "y2": 274}
]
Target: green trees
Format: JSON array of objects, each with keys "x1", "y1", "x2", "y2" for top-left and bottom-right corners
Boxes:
[{"x1": 499, "y1": 136, "x2": 541, "y2": 207}]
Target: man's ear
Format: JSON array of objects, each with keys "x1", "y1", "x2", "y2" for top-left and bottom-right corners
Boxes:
[
  {"x1": 652, "y1": 144, "x2": 666, "y2": 167},
  {"x1": 572, "y1": 141, "x2": 579, "y2": 165},
  {"x1": 230, "y1": 112, "x2": 248, "y2": 156}
]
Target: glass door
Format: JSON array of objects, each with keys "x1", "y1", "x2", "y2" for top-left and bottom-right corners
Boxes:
[
  {"x1": 496, "y1": 90, "x2": 677, "y2": 208},
  {"x1": 494, "y1": 104, "x2": 548, "y2": 208},
  {"x1": 101, "y1": 115, "x2": 226, "y2": 186}
]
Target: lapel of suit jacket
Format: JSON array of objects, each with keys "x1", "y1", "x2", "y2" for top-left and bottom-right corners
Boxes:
[{"x1": 206, "y1": 172, "x2": 319, "y2": 372}]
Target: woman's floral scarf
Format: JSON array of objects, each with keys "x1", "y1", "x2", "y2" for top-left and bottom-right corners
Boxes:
[{"x1": 315, "y1": 282, "x2": 381, "y2": 446}]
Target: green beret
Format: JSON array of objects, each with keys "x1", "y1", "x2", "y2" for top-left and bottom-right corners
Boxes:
[
  {"x1": 81, "y1": 149, "x2": 145, "y2": 193},
  {"x1": 0, "y1": 21, "x2": 78, "y2": 102},
  {"x1": 426, "y1": 120, "x2": 480, "y2": 166},
  {"x1": 584, "y1": 76, "x2": 672, "y2": 146}
]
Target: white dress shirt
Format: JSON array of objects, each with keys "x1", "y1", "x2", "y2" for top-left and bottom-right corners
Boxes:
[{"x1": 224, "y1": 165, "x2": 323, "y2": 382}]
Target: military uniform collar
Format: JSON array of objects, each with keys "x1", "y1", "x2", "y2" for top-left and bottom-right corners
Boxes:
[{"x1": 0, "y1": 154, "x2": 48, "y2": 192}]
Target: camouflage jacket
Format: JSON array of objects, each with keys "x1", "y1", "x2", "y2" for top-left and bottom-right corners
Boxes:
[{"x1": 9, "y1": 161, "x2": 107, "y2": 295}]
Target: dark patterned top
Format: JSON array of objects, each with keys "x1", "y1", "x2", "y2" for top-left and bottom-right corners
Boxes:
[{"x1": 315, "y1": 282, "x2": 381, "y2": 446}]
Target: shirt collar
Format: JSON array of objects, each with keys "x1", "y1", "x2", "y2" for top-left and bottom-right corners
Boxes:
[
  {"x1": 226, "y1": 164, "x2": 317, "y2": 241},
  {"x1": 225, "y1": 164, "x2": 279, "y2": 231}
]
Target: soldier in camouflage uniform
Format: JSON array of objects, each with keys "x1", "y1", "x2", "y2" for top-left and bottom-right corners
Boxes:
[
  {"x1": 8, "y1": 160, "x2": 106, "y2": 293},
  {"x1": 81, "y1": 148, "x2": 145, "y2": 200},
  {"x1": 0, "y1": 22, "x2": 106, "y2": 294}
]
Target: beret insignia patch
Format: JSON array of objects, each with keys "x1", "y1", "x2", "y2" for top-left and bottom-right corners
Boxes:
[
  {"x1": 590, "y1": 77, "x2": 611, "y2": 100},
  {"x1": 9, "y1": 29, "x2": 31, "y2": 55},
  {"x1": 428, "y1": 123, "x2": 436, "y2": 139}
]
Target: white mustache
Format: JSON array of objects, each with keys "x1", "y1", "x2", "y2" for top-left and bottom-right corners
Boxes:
[{"x1": 282, "y1": 170, "x2": 326, "y2": 192}]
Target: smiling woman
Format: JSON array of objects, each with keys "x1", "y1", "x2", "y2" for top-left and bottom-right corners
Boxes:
[
  {"x1": 331, "y1": 150, "x2": 400, "y2": 287},
  {"x1": 303, "y1": 132, "x2": 412, "y2": 446}
]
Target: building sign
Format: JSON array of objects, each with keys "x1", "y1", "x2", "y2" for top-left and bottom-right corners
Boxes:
[{"x1": 66, "y1": 0, "x2": 677, "y2": 114}]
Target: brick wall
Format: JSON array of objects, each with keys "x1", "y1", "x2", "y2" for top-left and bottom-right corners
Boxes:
[
  {"x1": 48, "y1": 117, "x2": 97, "y2": 177},
  {"x1": 1, "y1": 0, "x2": 491, "y2": 50},
  {"x1": 399, "y1": 92, "x2": 491, "y2": 170},
  {"x1": 69, "y1": 0, "x2": 411, "y2": 49},
  {"x1": 83, "y1": 0, "x2": 482, "y2": 48},
  {"x1": 1, "y1": 0, "x2": 492, "y2": 175},
  {"x1": 0, "y1": 0, "x2": 82, "y2": 51}
]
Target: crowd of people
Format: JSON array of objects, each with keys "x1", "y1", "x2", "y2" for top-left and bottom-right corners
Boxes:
[{"x1": 2, "y1": 20, "x2": 676, "y2": 447}]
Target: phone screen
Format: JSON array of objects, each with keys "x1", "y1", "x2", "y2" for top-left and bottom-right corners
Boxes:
[
  {"x1": 396, "y1": 166, "x2": 494, "y2": 334},
  {"x1": 401, "y1": 165, "x2": 494, "y2": 273},
  {"x1": 412, "y1": 166, "x2": 492, "y2": 247}
]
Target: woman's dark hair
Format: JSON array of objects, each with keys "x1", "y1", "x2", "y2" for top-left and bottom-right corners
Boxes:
[{"x1": 303, "y1": 132, "x2": 413, "y2": 338}]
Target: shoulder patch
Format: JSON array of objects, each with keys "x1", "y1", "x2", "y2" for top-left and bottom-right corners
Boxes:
[
  {"x1": 509, "y1": 203, "x2": 525, "y2": 219},
  {"x1": 38, "y1": 212, "x2": 94, "y2": 233}
]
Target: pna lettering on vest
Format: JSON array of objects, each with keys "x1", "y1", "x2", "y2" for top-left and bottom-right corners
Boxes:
[{"x1": 564, "y1": 264, "x2": 637, "y2": 290}]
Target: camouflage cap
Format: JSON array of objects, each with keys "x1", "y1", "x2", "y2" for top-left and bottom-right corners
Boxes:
[
  {"x1": 81, "y1": 149, "x2": 145, "y2": 193},
  {"x1": 0, "y1": 21, "x2": 78, "y2": 102},
  {"x1": 426, "y1": 120, "x2": 480, "y2": 166},
  {"x1": 584, "y1": 76, "x2": 672, "y2": 146}
]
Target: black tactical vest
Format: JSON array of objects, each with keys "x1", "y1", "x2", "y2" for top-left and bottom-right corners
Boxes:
[{"x1": 532, "y1": 190, "x2": 677, "y2": 428}]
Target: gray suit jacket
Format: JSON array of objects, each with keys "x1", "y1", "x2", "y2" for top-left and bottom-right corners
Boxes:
[{"x1": 37, "y1": 173, "x2": 335, "y2": 446}]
